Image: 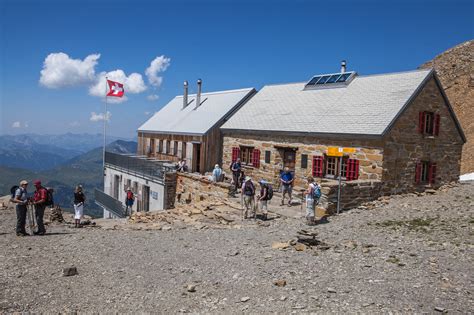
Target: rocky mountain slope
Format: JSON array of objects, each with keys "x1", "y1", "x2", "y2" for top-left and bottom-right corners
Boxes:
[{"x1": 419, "y1": 39, "x2": 474, "y2": 174}]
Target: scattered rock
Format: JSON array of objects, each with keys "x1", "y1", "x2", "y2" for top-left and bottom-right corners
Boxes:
[
  {"x1": 271, "y1": 242, "x2": 289, "y2": 250},
  {"x1": 434, "y1": 306, "x2": 446, "y2": 313},
  {"x1": 186, "y1": 284, "x2": 196, "y2": 292},
  {"x1": 327, "y1": 288, "x2": 337, "y2": 293},
  {"x1": 240, "y1": 296, "x2": 250, "y2": 302},
  {"x1": 273, "y1": 279, "x2": 287, "y2": 287},
  {"x1": 294, "y1": 243, "x2": 307, "y2": 251},
  {"x1": 62, "y1": 267, "x2": 78, "y2": 277}
]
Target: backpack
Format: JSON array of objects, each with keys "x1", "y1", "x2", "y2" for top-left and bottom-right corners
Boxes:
[
  {"x1": 266, "y1": 185, "x2": 273, "y2": 200},
  {"x1": 43, "y1": 187, "x2": 54, "y2": 206},
  {"x1": 312, "y1": 183, "x2": 322, "y2": 199},
  {"x1": 243, "y1": 181, "x2": 255, "y2": 196},
  {"x1": 126, "y1": 191, "x2": 134, "y2": 200},
  {"x1": 10, "y1": 185, "x2": 19, "y2": 199}
]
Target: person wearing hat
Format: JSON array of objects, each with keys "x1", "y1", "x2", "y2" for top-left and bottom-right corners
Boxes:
[
  {"x1": 32, "y1": 179, "x2": 47, "y2": 235},
  {"x1": 12, "y1": 180, "x2": 29, "y2": 236},
  {"x1": 241, "y1": 176, "x2": 256, "y2": 219},
  {"x1": 212, "y1": 164, "x2": 223, "y2": 183},
  {"x1": 125, "y1": 187, "x2": 135, "y2": 216},
  {"x1": 280, "y1": 167, "x2": 294, "y2": 206},
  {"x1": 74, "y1": 185, "x2": 86, "y2": 228}
]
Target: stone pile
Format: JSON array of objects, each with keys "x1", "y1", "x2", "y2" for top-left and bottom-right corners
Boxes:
[{"x1": 49, "y1": 206, "x2": 65, "y2": 223}]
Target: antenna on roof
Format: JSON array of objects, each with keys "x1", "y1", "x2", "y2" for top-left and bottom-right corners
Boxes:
[
  {"x1": 195, "y1": 79, "x2": 202, "y2": 110},
  {"x1": 183, "y1": 80, "x2": 188, "y2": 109},
  {"x1": 341, "y1": 60, "x2": 347, "y2": 73}
]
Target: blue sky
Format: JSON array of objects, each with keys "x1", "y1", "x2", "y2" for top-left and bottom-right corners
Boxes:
[{"x1": 1, "y1": 0, "x2": 473, "y2": 138}]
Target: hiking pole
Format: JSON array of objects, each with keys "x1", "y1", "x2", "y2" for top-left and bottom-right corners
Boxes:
[{"x1": 27, "y1": 202, "x2": 35, "y2": 235}]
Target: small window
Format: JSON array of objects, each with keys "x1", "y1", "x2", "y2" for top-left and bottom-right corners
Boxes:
[
  {"x1": 240, "y1": 146, "x2": 254, "y2": 165},
  {"x1": 421, "y1": 161, "x2": 429, "y2": 182},
  {"x1": 265, "y1": 150, "x2": 271, "y2": 163},
  {"x1": 182, "y1": 142, "x2": 187, "y2": 159},
  {"x1": 301, "y1": 154, "x2": 308, "y2": 169},
  {"x1": 424, "y1": 112, "x2": 434, "y2": 135},
  {"x1": 325, "y1": 156, "x2": 349, "y2": 179},
  {"x1": 157, "y1": 140, "x2": 163, "y2": 153},
  {"x1": 173, "y1": 141, "x2": 178, "y2": 156}
]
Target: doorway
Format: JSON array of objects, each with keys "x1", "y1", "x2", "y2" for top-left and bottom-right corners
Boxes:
[
  {"x1": 113, "y1": 175, "x2": 120, "y2": 199},
  {"x1": 192, "y1": 143, "x2": 201, "y2": 173},
  {"x1": 142, "y1": 185, "x2": 150, "y2": 212},
  {"x1": 283, "y1": 149, "x2": 296, "y2": 170}
]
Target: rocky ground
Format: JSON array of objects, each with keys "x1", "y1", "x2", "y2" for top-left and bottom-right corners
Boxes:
[{"x1": 0, "y1": 183, "x2": 473, "y2": 314}]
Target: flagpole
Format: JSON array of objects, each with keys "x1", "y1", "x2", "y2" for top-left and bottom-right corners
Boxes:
[{"x1": 103, "y1": 76, "x2": 108, "y2": 175}]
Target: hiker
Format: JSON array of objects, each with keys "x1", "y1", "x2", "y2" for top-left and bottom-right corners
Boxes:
[
  {"x1": 241, "y1": 176, "x2": 256, "y2": 219},
  {"x1": 177, "y1": 159, "x2": 188, "y2": 172},
  {"x1": 280, "y1": 167, "x2": 294, "y2": 206},
  {"x1": 32, "y1": 180, "x2": 47, "y2": 235},
  {"x1": 257, "y1": 180, "x2": 273, "y2": 221},
  {"x1": 231, "y1": 158, "x2": 242, "y2": 189},
  {"x1": 125, "y1": 187, "x2": 135, "y2": 215},
  {"x1": 304, "y1": 176, "x2": 321, "y2": 225},
  {"x1": 212, "y1": 164, "x2": 223, "y2": 182},
  {"x1": 73, "y1": 185, "x2": 86, "y2": 228},
  {"x1": 11, "y1": 180, "x2": 29, "y2": 236}
]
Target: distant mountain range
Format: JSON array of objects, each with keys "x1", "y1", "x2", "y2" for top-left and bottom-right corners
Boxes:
[
  {"x1": 0, "y1": 138, "x2": 137, "y2": 218},
  {"x1": 0, "y1": 133, "x2": 133, "y2": 170}
]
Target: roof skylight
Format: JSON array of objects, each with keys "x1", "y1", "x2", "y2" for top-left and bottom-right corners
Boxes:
[{"x1": 304, "y1": 71, "x2": 356, "y2": 89}]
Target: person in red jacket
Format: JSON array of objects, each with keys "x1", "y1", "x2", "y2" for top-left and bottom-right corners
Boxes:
[{"x1": 32, "y1": 180, "x2": 47, "y2": 235}]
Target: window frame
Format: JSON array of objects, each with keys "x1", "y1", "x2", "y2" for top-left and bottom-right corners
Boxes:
[{"x1": 240, "y1": 146, "x2": 254, "y2": 166}]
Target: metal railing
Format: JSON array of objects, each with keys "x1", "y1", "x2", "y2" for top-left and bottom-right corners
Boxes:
[
  {"x1": 105, "y1": 152, "x2": 175, "y2": 184},
  {"x1": 94, "y1": 189, "x2": 126, "y2": 218}
]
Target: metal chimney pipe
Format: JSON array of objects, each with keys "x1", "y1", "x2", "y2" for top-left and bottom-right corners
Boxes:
[
  {"x1": 341, "y1": 60, "x2": 347, "y2": 73},
  {"x1": 195, "y1": 79, "x2": 202, "y2": 109},
  {"x1": 183, "y1": 80, "x2": 188, "y2": 109}
]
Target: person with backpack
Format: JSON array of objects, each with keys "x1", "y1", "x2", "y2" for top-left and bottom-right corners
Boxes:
[
  {"x1": 74, "y1": 185, "x2": 86, "y2": 228},
  {"x1": 241, "y1": 176, "x2": 256, "y2": 219},
  {"x1": 304, "y1": 176, "x2": 322, "y2": 225},
  {"x1": 231, "y1": 158, "x2": 242, "y2": 190},
  {"x1": 257, "y1": 180, "x2": 273, "y2": 221},
  {"x1": 280, "y1": 167, "x2": 294, "y2": 206},
  {"x1": 11, "y1": 180, "x2": 29, "y2": 236},
  {"x1": 125, "y1": 187, "x2": 135, "y2": 215},
  {"x1": 32, "y1": 180, "x2": 48, "y2": 235}
]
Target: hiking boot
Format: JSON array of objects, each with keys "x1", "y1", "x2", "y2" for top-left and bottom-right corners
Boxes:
[
  {"x1": 16, "y1": 232, "x2": 28, "y2": 237},
  {"x1": 33, "y1": 231, "x2": 45, "y2": 235},
  {"x1": 263, "y1": 213, "x2": 268, "y2": 221}
]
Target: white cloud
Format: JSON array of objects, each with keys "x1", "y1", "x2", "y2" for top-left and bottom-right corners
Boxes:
[
  {"x1": 145, "y1": 55, "x2": 170, "y2": 87},
  {"x1": 147, "y1": 94, "x2": 159, "y2": 101},
  {"x1": 12, "y1": 121, "x2": 21, "y2": 128},
  {"x1": 40, "y1": 52, "x2": 100, "y2": 88},
  {"x1": 89, "y1": 70, "x2": 145, "y2": 103},
  {"x1": 90, "y1": 111, "x2": 111, "y2": 122}
]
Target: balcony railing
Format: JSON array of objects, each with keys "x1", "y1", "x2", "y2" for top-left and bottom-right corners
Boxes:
[
  {"x1": 105, "y1": 151, "x2": 175, "y2": 184},
  {"x1": 94, "y1": 189, "x2": 126, "y2": 218}
]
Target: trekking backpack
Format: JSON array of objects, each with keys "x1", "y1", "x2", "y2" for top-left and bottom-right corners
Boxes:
[
  {"x1": 266, "y1": 185, "x2": 274, "y2": 200},
  {"x1": 244, "y1": 181, "x2": 255, "y2": 196},
  {"x1": 10, "y1": 185, "x2": 19, "y2": 199},
  {"x1": 43, "y1": 187, "x2": 54, "y2": 206},
  {"x1": 312, "y1": 184, "x2": 322, "y2": 199}
]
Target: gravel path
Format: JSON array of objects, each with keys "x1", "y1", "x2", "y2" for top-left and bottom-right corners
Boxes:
[{"x1": 1, "y1": 183, "x2": 473, "y2": 313}]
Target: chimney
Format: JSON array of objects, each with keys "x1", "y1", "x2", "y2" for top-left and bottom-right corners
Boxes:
[
  {"x1": 341, "y1": 60, "x2": 347, "y2": 73},
  {"x1": 183, "y1": 80, "x2": 188, "y2": 109},
  {"x1": 195, "y1": 79, "x2": 202, "y2": 109}
]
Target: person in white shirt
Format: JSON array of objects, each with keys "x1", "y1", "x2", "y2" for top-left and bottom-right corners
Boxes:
[
  {"x1": 212, "y1": 164, "x2": 223, "y2": 182},
  {"x1": 304, "y1": 176, "x2": 321, "y2": 225}
]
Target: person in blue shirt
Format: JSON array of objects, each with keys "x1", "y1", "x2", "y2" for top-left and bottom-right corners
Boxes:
[
  {"x1": 231, "y1": 158, "x2": 242, "y2": 189},
  {"x1": 212, "y1": 164, "x2": 223, "y2": 182},
  {"x1": 280, "y1": 167, "x2": 294, "y2": 206}
]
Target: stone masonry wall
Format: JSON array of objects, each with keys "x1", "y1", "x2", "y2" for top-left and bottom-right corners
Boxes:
[
  {"x1": 382, "y1": 77, "x2": 464, "y2": 194},
  {"x1": 222, "y1": 134, "x2": 384, "y2": 189},
  {"x1": 175, "y1": 173, "x2": 231, "y2": 205}
]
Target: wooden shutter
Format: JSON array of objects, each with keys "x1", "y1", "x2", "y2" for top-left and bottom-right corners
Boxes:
[
  {"x1": 418, "y1": 112, "x2": 425, "y2": 134},
  {"x1": 428, "y1": 162, "x2": 437, "y2": 184},
  {"x1": 312, "y1": 156, "x2": 324, "y2": 177},
  {"x1": 252, "y1": 149, "x2": 261, "y2": 168},
  {"x1": 231, "y1": 147, "x2": 240, "y2": 163},
  {"x1": 434, "y1": 114, "x2": 440, "y2": 136},
  {"x1": 346, "y1": 159, "x2": 360, "y2": 181},
  {"x1": 415, "y1": 161, "x2": 422, "y2": 184}
]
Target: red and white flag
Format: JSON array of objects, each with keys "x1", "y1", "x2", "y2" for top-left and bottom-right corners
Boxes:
[{"x1": 106, "y1": 80, "x2": 125, "y2": 97}]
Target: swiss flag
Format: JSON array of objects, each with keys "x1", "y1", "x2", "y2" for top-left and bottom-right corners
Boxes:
[{"x1": 106, "y1": 80, "x2": 125, "y2": 97}]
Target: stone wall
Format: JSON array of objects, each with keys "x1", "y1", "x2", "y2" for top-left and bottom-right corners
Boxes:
[
  {"x1": 175, "y1": 173, "x2": 231, "y2": 205},
  {"x1": 382, "y1": 77, "x2": 464, "y2": 194},
  {"x1": 222, "y1": 134, "x2": 384, "y2": 188}
]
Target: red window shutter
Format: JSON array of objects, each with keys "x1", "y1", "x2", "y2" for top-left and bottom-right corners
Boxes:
[
  {"x1": 346, "y1": 159, "x2": 359, "y2": 181},
  {"x1": 354, "y1": 159, "x2": 359, "y2": 180},
  {"x1": 252, "y1": 149, "x2": 261, "y2": 168},
  {"x1": 418, "y1": 112, "x2": 425, "y2": 134},
  {"x1": 428, "y1": 162, "x2": 437, "y2": 184},
  {"x1": 312, "y1": 156, "x2": 323, "y2": 177},
  {"x1": 415, "y1": 161, "x2": 422, "y2": 184},
  {"x1": 346, "y1": 159, "x2": 353, "y2": 181},
  {"x1": 231, "y1": 147, "x2": 240, "y2": 162},
  {"x1": 434, "y1": 114, "x2": 440, "y2": 136}
]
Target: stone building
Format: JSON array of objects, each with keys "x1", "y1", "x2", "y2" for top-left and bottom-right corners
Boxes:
[
  {"x1": 137, "y1": 80, "x2": 256, "y2": 173},
  {"x1": 221, "y1": 67, "x2": 466, "y2": 206}
]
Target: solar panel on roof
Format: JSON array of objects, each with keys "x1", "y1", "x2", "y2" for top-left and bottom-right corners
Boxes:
[
  {"x1": 304, "y1": 71, "x2": 356, "y2": 89},
  {"x1": 307, "y1": 76, "x2": 321, "y2": 85},
  {"x1": 326, "y1": 74, "x2": 341, "y2": 83},
  {"x1": 336, "y1": 73, "x2": 352, "y2": 82},
  {"x1": 316, "y1": 75, "x2": 331, "y2": 84}
]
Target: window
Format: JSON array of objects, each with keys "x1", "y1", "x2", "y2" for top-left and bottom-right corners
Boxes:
[
  {"x1": 265, "y1": 150, "x2": 271, "y2": 164},
  {"x1": 415, "y1": 161, "x2": 437, "y2": 184},
  {"x1": 173, "y1": 141, "x2": 178, "y2": 156},
  {"x1": 326, "y1": 156, "x2": 338, "y2": 177},
  {"x1": 240, "y1": 146, "x2": 254, "y2": 165},
  {"x1": 157, "y1": 139, "x2": 163, "y2": 154},
  {"x1": 419, "y1": 112, "x2": 440, "y2": 136},
  {"x1": 182, "y1": 142, "x2": 187, "y2": 158},
  {"x1": 165, "y1": 140, "x2": 170, "y2": 154},
  {"x1": 301, "y1": 154, "x2": 308, "y2": 169},
  {"x1": 283, "y1": 149, "x2": 296, "y2": 170}
]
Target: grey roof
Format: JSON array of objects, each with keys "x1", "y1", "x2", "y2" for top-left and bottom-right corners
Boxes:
[
  {"x1": 138, "y1": 88, "x2": 256, "y2": 135},
  {"x1": 221, "y1": 69, "x2": 434, "y2": 136}
]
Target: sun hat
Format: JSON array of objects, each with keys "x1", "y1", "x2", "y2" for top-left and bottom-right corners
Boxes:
[
  {"x1": 245, "y1": 176, "x2": 251, "y2": 181},
  {"x1": 20, "y1": 180, "x2": 28, "y2": 185}
]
